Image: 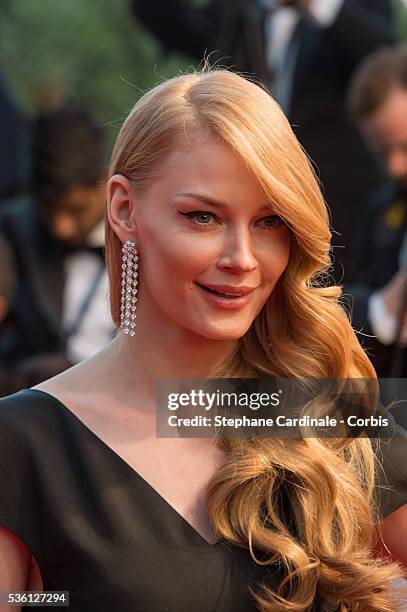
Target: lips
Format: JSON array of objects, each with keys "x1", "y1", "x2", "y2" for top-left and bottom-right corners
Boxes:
[{"x1": 195, "y1": 282, "x2": 255, "y2": 299}]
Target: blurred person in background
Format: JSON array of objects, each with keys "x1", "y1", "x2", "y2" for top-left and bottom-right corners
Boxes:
[
  {"x1": 346, "y1": 45, "x2": 407, "y2": 381},
  {"x1": 0, "y1": 233, "x2": 26, "y2": 395},
  {"x1": 0, "y1": 105, "x2": 115, "y2": 393},
  {"x1": 0, "y1": 70, "x2": 28, "y2": 203},
  {"x1": 0, "y1": 233, "x2": 15, "y2": 325},
  {"x1": 132, "y1": 0, "x2": 394, "y2": 283}
]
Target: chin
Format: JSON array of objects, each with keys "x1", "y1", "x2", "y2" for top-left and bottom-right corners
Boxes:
[{"x1": 195, "y1": 325, "x2": 250, "y2": 342}]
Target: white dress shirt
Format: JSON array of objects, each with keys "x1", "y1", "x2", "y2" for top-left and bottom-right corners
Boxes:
[
  {"x1": 368, "y1": 230, "x2": 407, "y2": 345},
  {"x1": 265, "y1": 0, "x2": 345, "y2": 111},
  {"x1": 62, "y1": 221, "x2": 116, "y2": 363}
]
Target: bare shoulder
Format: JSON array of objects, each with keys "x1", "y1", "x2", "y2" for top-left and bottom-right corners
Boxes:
[
  {"x1": 32, "y1": 350, "x2": 108, "y2": 408},
  {"x1": 31, "y1": 346, "x2": 128, "y2": 434}
]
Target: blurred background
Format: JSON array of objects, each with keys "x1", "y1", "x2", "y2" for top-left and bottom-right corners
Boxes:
[
  {"x1": 0, "y1": 0, "x2": 194, "y2": 150},
  {"x1": 1, "y1": 0, "x2": 407, "y2": 396}
]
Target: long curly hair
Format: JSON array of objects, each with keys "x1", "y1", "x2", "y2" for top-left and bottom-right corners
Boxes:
[{"x1": 105, "y1": 68, "x2": 404, "y2": 610}]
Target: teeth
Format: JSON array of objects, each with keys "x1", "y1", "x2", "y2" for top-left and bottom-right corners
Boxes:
[
  {"x1": 210, "y1": 288, "x2": 241, "y2": 298},
  {"x1": 198, "y1": 283, "x2": 243, "y2": 298}
]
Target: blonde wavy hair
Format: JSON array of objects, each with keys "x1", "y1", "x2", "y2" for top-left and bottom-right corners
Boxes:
[{"x1": 105, "y1": 69, "x2": 403, "y2": 610}]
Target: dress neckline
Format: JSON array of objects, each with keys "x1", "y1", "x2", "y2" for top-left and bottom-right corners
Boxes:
[{"x1": 26, "y1": 387, "x2": 224, "y2": 549}]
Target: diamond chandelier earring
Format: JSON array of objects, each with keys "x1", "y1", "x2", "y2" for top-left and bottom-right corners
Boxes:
[{"x1": 120, "y1": 239, "x2": 139, "y2": 336}]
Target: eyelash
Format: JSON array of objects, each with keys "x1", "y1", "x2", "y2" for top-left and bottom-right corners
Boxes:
[{"x1": 178, "y1": 211, "x2": 285, "y2": 230}]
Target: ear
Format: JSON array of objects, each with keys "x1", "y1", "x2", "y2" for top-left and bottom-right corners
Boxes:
[{"x1": 106, "y1": 174, "x2": 138, "y2": 242}]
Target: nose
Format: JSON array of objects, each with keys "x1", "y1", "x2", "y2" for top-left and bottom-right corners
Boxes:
[
  {"x1": 216, "y1": 226, "x2": 258, "y2": 274},
  {"x1": 387, "y1": 148, "x2": 407, "y2": 181}
]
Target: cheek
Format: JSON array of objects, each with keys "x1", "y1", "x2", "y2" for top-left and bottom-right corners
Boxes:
[
  {"x1": 254, "y1": 240, "x2": 290, "y2": 317},
  {"x1": 264, "y1": 233, "x2": 291, "y2": 284},
  {"x1": 142, "y1": 223, "x2": 219, "y2": 274},
  {"x1": 139, "y1": 229, "x2": 213, "y2": 294}
]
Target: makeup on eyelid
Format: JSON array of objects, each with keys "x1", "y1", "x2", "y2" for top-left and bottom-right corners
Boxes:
[{"x1": 177, "y1": 210, "x2": 285, "y2": 230}]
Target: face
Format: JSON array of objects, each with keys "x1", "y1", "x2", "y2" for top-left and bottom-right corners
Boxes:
[
  {"x1": 49, "y1": 182, "x2": 106, "y2": 246},
  {"x1": 362, "y1": 88, "x2": 407, "y2": 189},
  {"x1": 109, "y1": 133, "x2": 291, "y2": 342}
]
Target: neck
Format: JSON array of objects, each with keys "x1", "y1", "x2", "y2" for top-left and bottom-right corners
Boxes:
[{"x1": 96, "y1": 322, "x2": 238, "y2": 411}]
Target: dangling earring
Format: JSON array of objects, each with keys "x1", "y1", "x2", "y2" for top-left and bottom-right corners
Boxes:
[{"x1": 120, "y1": 239, "x2": 139, "y2": 336}]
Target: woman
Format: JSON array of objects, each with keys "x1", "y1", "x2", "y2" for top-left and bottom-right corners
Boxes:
[{"x1": 0, "y1": 69, "x2": 406, "y2": 611}]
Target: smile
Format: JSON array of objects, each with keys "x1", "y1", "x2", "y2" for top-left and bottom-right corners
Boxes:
[
  {"x1": 196, "y1": 282, "x2": 255, "y2": 297},
  {"x1": 198, "y1": 286, "x2": 242, "y2": 299},
  {"x1": 195, "y1": 282, "x2": 256, "y2": 309}
]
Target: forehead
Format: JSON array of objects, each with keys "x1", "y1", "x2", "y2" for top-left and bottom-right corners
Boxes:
[{"x1": 155, "y1": 133, "x2": 267, "y2": 201}]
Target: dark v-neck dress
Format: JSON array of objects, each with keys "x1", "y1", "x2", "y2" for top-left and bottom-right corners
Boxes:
[{"x1": 0, "y1": 389, "x2": 280, "y2": 611}]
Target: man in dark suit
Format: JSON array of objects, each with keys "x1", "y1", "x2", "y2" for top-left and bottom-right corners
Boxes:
[
  {"x1": 345, "y1": 46, "x2": 407, "y2": 380},
  {"x1": 131, "y1": 0, "x2": 394, "y2": 282},
  {"x1": 0, "y1": 106, "x2": 115, "y2": 394}
]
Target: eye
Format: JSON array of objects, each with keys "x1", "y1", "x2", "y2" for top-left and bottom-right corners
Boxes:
[
  {"x1": 257, "y1": 215, "x2": 285, "y2": 230},
  {"x1": 178, "y1": 211, "x2": 219, "y2": 226}
]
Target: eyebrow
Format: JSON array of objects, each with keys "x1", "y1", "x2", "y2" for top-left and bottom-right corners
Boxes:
[{"x1": 175, "y1": 192, "x2": 273, "y2": 212}]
